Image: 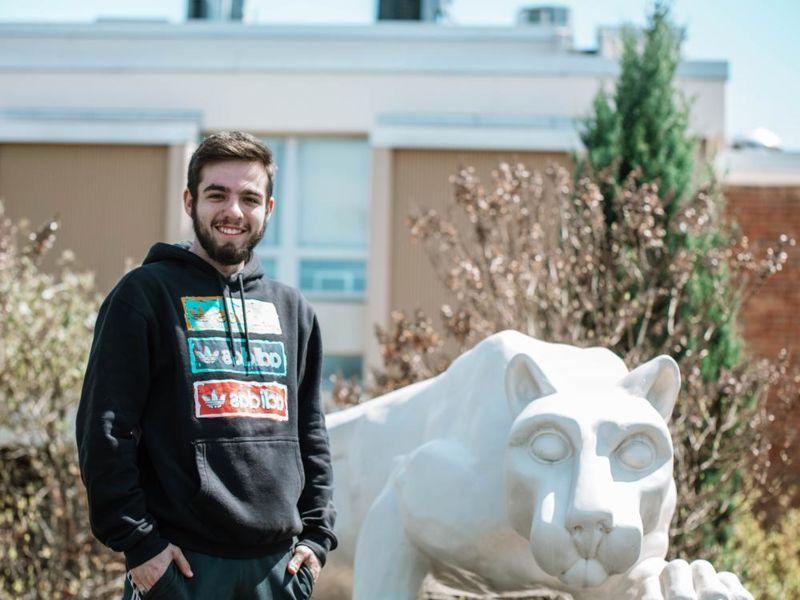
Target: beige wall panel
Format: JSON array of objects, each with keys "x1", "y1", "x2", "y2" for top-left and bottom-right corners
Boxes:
[
  {"x1": 389, "y1": 149, "x2": 569, "y2": 329},
  {"x1": 0, "y1": 144, "x2": 166, "y2": 293}
]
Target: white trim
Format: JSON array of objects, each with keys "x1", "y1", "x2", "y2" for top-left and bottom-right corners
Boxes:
[
  {"x1": 364, "y1": 147, "x2": 392, "y2": 375},
  {"x1": 276, "y1": 138, "x2": 300, "y2": 288},
  {"x1": 0, "y1": 22, "x2": 573, "y2": 42},
  {"x1": 721, "y1": 171, "x2": 800, "y2": 186},
  {"x1": 165, "y1": 143, "x2": 195, "y2": 242},
  {"x1": 376, "y1": 113, "x2": 575, "y2": 128},
  {"x1": 0, "y1": 108, "x2": 202, "y2": 145},
  {"x1": 0, "y1": 22, "x2": 727, "y2": 80},
  {"x1": 372, "y1": 113, "x2": 581, "y2": 150},
  {"x1": 371, "y1": 123, "x2": 580, "y2": 151},
  {"x1": 717, "y1": 149, "x2": 800, "y2": 186},
  {"x1": 259, "y1": 248, "x2": 368, "y2": 260}
]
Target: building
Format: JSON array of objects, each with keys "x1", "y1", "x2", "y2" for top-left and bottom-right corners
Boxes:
[{"x1": 0, "y1": 12, "x2": 739, "y2": 389}]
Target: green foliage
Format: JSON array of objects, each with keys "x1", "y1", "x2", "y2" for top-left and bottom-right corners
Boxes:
[
  {"x1": 578, "y1": 2, "x2": 751, "y2": 553},
  {"x1": 722, "y1": 496, "x2": 800, "y2": 599},
  {"x1": 0, "y1": 203, "x2": 123, "y2": 598},
  {"x1": 581, "y1": 90, "x2": 621, "y2": 187},
  {"x1": 339, "y1": 5, "x2": 797, "y2": 598},
  {"x1": 580, "y1": 2, "x2": 695, "y2": 211},
  {"x1": 371, "y1": 158, "x2": 796, "y2": 569},
  {"x1": 580, "y1": 3, "x2": 738, "y2": 375}
]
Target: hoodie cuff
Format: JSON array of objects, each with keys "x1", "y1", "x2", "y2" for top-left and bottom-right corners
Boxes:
[
  {"x1": 296, "y1": 529, "x2": 337, "y2": 567},
  {"x1": 124, "y1": 532, "x2": 170, "y2": 570}
]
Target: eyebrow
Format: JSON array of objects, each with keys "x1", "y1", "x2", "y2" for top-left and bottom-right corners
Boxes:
[{"x1": 202, "y1": 184, "x2": 264, "y2": 198}]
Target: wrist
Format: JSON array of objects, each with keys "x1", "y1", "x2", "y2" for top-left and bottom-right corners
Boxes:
[{"x1": 124, "y1": 533, "x2": 169, "y2": 570}]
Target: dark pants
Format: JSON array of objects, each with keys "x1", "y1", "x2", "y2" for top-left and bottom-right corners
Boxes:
[{"x1": 122, "y1": 548, "x2": 314, "y2": 600}]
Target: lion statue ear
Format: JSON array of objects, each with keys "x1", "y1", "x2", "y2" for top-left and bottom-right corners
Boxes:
[
  {"x1": 619, "y1": 355, "x2": 681, "y2": 421},
  {"x1": 505, "y1": 353, "x2": 557, "y2": 418}
]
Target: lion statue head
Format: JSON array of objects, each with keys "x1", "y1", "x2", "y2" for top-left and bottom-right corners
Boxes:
[{"x1": 503, "y1": 344, "x2": 679, "y2": 591}]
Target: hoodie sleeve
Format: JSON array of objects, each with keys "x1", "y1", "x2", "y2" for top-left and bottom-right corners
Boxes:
[
  {"x1": 295, "y1": 312, "x2": 338, "y2": 565},
  {"x1": 75, "y1": 280, "x2": 169, "y2": 569}
]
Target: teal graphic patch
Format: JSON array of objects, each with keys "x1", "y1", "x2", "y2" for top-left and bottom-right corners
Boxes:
[
  {"x1": 188, "y1": 337, "x2": 287, "y2": 376},
  {"x1": 182, "y1": 296, "x2": 282, "y2": 335}
]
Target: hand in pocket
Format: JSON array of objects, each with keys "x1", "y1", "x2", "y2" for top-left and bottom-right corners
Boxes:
[{"x1": 130, "y1": 543, "x2": 193, "y2": 592}]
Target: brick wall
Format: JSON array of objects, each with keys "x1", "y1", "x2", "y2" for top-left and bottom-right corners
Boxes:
[
  {"x1": 725, "y1": 184, "x2": 800, "y2": 492},
  {"x1": 725, "y1": 185, "x2": 800, "y2": 360}
]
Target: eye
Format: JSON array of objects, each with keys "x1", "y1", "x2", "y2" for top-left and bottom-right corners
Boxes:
[
  {"x1": 529, "y1": 429, "x2": 571, "y2": 464},
  {"x1": 615, "y1": 436, "x2": 655, "y2": 471}
]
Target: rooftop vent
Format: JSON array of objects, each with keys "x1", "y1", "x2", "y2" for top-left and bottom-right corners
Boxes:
[
  {"x1": 517, "y1": 5, "x2": 571, "y2": 27},
  {"x1": 733, "y1": 128, "x2": 783, "y2": 151},
  {"x1": 515, "y1": 5, "x2": 573, "y2": 51},
  {"x1": 377, "y1": 0, "x2": 449, "y2": 22},
  {"x1": 187, "y1": 0, "x2": 244, "y2": 21}
]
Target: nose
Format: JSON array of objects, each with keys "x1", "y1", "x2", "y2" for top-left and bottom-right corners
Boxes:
[
  {"x1": 567, "y1": 508, "x2": 613, "y2": 535},
  {"x1": 566, "y1": 508, "x2": 614, "y2": 559},
  {"x1": 221, "y1": 197, "x2": 245, "y2": 220}
]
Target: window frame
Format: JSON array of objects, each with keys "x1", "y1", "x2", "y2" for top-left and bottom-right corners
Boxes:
[{"x1": 255, "y1": 136, "x2": 370, "y2": 302}]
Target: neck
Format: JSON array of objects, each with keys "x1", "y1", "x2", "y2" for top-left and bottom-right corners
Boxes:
[{"x1": 188, "y1": 240, "x2": 245, "y2": 277}]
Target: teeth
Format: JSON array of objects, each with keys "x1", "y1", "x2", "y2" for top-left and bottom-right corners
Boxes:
[{"x1": 217, "y1": 226, "x2": 244, "y2": 234}]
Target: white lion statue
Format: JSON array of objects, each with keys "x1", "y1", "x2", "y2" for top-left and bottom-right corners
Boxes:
[{"x1": 324, "y1": 331, "x2": 752, "y2": 600}]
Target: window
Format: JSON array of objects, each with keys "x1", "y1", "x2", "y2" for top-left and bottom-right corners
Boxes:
[
  {"x1": 256, "y1": 137, "x2": 369, "y2": 302},
  {"x1": 297, "y1": 139, "x2": 369, "y2": 249},
  {"x1": 299, "y1": 259, "x2": 366, "y2": 297},
  {"x1": 321, "y1": 354, "x2": 364, "y2": 390}
]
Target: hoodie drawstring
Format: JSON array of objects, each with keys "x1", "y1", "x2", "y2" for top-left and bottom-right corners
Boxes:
[
  {"x1": 218, "y1": 275, "x2": 236, "y2": 365},
  {"x1": 237, "y1": 272, "x2": 252, "y2": 374},
  {"x1": 216, "y1": 272, "x2": 252, "y2": 375}
]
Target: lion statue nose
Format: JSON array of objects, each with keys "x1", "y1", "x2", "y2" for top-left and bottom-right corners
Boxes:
[{"x1": 567, "y1": 509, "x2": 614, "y2": 559}]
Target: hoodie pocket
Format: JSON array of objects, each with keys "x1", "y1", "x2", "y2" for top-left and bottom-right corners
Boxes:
[
  {"x1": 190, "y1": 436, "x2": 304, "y2": 546},
  {"x1": 142, "y1": 563, "x2": 188, "y2": 600}
]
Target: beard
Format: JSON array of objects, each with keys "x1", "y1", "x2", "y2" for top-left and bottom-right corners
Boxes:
[{"x1": 191, "y1": 200, "x2": 267, "y2": 266}]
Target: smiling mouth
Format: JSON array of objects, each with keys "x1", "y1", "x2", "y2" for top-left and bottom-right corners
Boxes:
[{"x1": 214, "y1": 224, "x2": 247, "y2": 237}]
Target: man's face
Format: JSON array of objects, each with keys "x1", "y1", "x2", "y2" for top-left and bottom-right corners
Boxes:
[{"x1": 183, "y1": 160, "x2": 274, "y2": 266}]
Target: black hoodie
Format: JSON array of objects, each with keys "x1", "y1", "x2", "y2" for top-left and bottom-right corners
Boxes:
[{"x1": 76, "y1": 242, "x2": 337, "y2": 569}]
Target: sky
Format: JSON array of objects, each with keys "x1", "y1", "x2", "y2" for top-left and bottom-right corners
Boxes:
[{"x1": 2, "y1": 0, "x2": 799, "y2": 150}]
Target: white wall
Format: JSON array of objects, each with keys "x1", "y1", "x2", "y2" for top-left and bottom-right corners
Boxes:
[
  {"x1": 0, "y1": 23, "x2": 727, "y2": 144},
  {"x1": 0, "y1": 72, "x2": 725, "y2": 144},
  {"x1": 0, "y1": 22, "x2": 729, "y2": 369},
  {"x1": 313, "y1": 302, "x2": 365, "y2": 356}
]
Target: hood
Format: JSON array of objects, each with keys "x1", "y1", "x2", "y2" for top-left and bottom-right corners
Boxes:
[
  {"x1": 143, "y1": 241, "x2": 266, "y2": 373},
  {"x1": 143, "y1": 241, "x2": 265, "y2": 286}
]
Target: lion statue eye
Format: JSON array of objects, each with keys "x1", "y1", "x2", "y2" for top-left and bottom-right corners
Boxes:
[
  {"x1": 615, "y1": 436, "x2": 655, "y2": 471},
  {"x1": 529, "y1": 430, "x2": 572, "y2": 464}
]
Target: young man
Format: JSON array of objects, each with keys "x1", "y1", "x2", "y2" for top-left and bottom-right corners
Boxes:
[{"x1": 76, "y1": 131, "x2": 336, "y2": 599}]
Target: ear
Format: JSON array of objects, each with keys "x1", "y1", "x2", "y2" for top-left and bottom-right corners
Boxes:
[
  {"x1": 619, "y1": 355, "x2": 681, "y2": 421},
  {"x1": 182, "y1": 188, "x2": 193, "y2": 218},
  {"x1": 505, "y1": 353, "x2": 557, "y2": 418}
]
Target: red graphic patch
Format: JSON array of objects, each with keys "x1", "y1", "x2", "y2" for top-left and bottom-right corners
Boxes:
[{"x1": 194, "y1": 379, "x2": 288, "y2": 421}]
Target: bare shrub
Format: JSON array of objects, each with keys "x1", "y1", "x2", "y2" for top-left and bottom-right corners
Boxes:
[
  {"x1": 0, "y1": 203, "x2": 122, "y2": 598},
  {"x1": 362, "y1": 162, "x2": 798, "y2": 564}
]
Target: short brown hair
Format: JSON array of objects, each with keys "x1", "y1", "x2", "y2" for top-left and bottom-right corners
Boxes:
[{"x1": 187, "y1": 131, "x2": 277, "y2": 200}]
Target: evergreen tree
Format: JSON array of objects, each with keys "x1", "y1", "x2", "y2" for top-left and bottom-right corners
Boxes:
[
  {"x1": 580, "y1": 2, "x2": 742, "y2": 379},
  {"x1": 579, "y1": 2, "x2": 744, "y2": 551},
  {"x1": 363, "y1": 1, "x2": 797, "y2": 575},
  {"x1": 581, "y1": 2, "x2": 695, "y2": 214}
]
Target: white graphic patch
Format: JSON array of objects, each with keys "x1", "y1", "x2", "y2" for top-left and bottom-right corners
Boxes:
[{"x1": 182, "y1": 296, "x2": 282, "y2": 335}]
